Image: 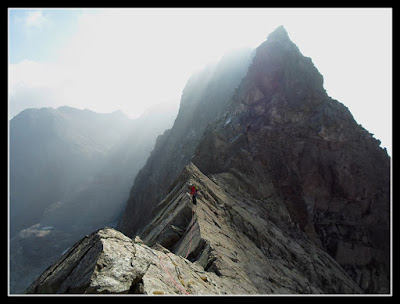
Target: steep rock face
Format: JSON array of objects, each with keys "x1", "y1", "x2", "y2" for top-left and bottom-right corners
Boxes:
[
  {"x1": 118, "y1": 48, "x2": 254, "y2": 236},
  {"x1": 192, "y1": 26, "x2": 390, "y2": 293},
  {"x1": 140, "y1": 163, "x2": 362, "y2": 294}
]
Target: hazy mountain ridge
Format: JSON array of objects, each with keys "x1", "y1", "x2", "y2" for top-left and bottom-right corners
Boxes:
[{"x1": 10, "y1": 106, "x2": 133, "y2": 236}]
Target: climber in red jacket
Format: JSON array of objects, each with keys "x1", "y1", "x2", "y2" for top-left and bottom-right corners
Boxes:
[{"x1": 189, "y1": 183, "x2": 197, "y2": 205}]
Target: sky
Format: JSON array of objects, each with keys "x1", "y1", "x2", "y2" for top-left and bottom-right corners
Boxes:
[{"x1": 8, "y1": 8, "x2": 392, "y2": 155}]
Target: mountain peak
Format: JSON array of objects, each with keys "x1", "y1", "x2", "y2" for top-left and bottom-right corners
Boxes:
[
  {"x1": 267, "y1": 25, "x2": 290, "y2": 41},
  {"x1": 239, "y1": 24, "x2": 326, "y2": 113}
]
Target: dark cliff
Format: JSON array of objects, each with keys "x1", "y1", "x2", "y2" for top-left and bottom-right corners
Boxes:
[{"x1": 192, "y1": 26, "x2": 390, "y2": 292}]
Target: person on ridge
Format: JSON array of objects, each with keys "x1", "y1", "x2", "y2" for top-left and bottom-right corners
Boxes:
[{"x1": 189, "y1": 183, "x2": 198, "y2": 205}]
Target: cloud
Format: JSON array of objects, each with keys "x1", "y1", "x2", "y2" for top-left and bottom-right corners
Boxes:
[
  {"x1": 9, "y1": 60, "x2": 58, "y2": 91},
  {"x1": 9, "y1": 9, "x2": 277, "y2": 119},
  {"x1": 8, "y1": 9, "x2": 392, "y2": 156},
  {"x1": 23, "y1": 10, "x2": 48, "y2": 29},
  {"x1": 8, "y1": 59, "x2": 68, "y2": 119},
  {"x1": 8, "y1": 85, "x2": 60, "y2": 120},
  {"x1": 10, "y1": 10, "x2": 226, "y2": 119}
]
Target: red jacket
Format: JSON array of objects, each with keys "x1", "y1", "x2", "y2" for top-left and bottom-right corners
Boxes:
[{"x1": 190, "y1": 185, "x2": 196, "y2": 196}]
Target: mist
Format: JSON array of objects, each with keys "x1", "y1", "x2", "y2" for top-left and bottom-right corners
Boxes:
[{"x1": 9, "y1": 8, "x2": 392, "y2": 156}]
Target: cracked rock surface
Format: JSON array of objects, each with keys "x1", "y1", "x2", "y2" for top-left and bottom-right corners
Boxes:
[{"x1": 26, "y1": 227, "x2": 254, "y2": 295}]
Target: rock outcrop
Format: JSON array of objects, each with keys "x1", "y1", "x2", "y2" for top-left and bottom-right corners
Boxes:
[{"x1": 26, "y1": 227, "x2": 257, "y2": 295}]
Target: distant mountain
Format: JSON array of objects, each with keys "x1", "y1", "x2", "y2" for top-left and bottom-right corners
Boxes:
[
  {"x1": 9, "y1": 104, "x2": 177, "y2": 293},
  {"x1": 39, "y1": 102, "x2": 178, "y2": 231},
  {"x1": 10, "y1": 106, "x2": 133, "y2": 236}
]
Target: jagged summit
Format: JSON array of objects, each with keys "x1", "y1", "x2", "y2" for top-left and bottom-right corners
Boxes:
[
  {"x1": 267, "y1": 25, "x2": 290, "y2": 41},
  {"x1": 192, "y1": 24, "x2": 390, "y2": 293}
]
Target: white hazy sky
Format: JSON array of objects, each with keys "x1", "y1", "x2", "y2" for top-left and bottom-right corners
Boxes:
[{"x1": 8, "y1": 8, "x2": 392, "y2": 155}]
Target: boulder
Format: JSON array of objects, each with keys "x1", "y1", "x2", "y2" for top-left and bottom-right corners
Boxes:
[{"x1": 26, "y1": 227, "x2": 256, "y2": 295}]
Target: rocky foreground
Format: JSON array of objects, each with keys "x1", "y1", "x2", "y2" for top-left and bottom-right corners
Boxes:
[{"x1": 25, "y1": 227, "x2": 254, "y2": 295}]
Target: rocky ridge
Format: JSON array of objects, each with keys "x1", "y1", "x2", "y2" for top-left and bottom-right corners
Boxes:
[
  {"x1": 27, "y1": 163, "x2": 363, "y2": 294},
  {"x1": 25, "y1": 26, "x2": 390, "y2": 295},
  {"x1": 139, "y1": 163, "x2": 363, "y2": 294},
  {"x1": 117, "y1": 48, "x2": 254, "y2": 236}
]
